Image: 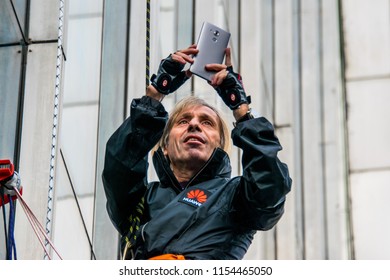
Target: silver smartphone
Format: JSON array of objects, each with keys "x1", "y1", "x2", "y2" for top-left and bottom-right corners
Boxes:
[{"x1": 190, "y1": 22, "x2": 231, "y2": 81}]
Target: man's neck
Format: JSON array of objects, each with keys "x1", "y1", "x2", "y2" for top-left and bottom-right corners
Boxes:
[
  {"x1": 172, "y1": 167, "x2": 196, "y2": 184},
  {"x1": 170, "y1": 159, "x2": 205, "y2": 184}
]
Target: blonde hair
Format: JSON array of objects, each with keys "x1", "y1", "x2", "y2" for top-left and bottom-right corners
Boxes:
[{"x1": 159, "y1": 96, "x2": 230, "y2": 152}]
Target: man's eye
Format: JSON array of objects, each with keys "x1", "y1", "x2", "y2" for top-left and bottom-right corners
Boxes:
[
  {"x1": 178, "y1": 119, "x2": 188, "y2": 125},
  {"x1": 202, "y1": 120, "x2": 213, "y2": 126}
]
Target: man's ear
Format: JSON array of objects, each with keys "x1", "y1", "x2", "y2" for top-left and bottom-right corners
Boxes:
[{"x1": 163, "y1": 146, "x2": 168, "y2": 156}]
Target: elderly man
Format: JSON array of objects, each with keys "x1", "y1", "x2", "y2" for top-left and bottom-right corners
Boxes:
[{"x1": 102, "y1": 45, "x2": 292, "y2": 260}]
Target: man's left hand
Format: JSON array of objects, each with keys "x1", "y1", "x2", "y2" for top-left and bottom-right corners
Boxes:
[{"x1": 206, "y1": 48, "x2": 250, "y2": 110}]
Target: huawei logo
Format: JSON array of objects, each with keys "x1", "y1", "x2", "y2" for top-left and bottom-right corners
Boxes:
[
  {"x1": 181, "y1": 189, "x2": 209, "y2": 207},
  {"x1": 187, "y1": 189, "x2": 207, "y2": 203}
]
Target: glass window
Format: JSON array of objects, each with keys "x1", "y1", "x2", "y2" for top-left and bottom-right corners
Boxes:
[{"x1": 0, "y1": 1, "x2": 25, "y2": 164}]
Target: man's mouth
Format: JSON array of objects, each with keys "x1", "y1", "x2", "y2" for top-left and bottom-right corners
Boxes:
[{"x1": 184, "y1": 135, "x2": 205, "y2": 144}]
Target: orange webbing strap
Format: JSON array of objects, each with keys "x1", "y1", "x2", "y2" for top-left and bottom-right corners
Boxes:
[{"x1": 149, "y1": 254, "x2": 186, "y2": 260}]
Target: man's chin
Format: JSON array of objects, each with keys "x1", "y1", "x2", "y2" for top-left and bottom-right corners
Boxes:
[{"x1": 183, "y1": 150, "x2": 210, "y2": 165}]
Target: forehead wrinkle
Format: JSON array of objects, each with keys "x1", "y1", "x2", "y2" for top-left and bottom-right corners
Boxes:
[
  {"x1": 178, "y1": 111, "x2": 194, "y2": 119},
  {"x1": 178, "y1": 106, "x2": 219, "y2": 122}
]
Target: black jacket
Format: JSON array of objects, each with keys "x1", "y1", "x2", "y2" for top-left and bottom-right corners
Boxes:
[{"x1": 102, "y1": 96, "x2": 292, "y2": 259}]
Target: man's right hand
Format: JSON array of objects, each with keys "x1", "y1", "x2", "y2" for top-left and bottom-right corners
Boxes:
[{"x1": 150, "y1": 45, "x2": 198, "y2": 95}]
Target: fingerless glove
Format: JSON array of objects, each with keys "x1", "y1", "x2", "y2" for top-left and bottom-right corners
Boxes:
[
  {"x1": 151, "y1": 54, "x2": 189, "y2": 95},
  {"x1": 214, "y1": 67, "x2": 250, "y2": 110}
]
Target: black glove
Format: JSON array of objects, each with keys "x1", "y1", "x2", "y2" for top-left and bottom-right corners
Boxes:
[
  {"x1": 150, "y1": 54, "x2": 189, "y2": 95},
  {"x1": 214, "y1": 67, "x2": 251, "y2": 110}
]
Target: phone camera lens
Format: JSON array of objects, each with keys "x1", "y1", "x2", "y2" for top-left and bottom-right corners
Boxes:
[{"x1": 213, "y1": 30, "x2": 220, "y2": 36}]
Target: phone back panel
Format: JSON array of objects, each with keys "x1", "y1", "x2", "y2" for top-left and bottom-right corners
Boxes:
[{"x1": 190, "y1": 22, "x2": 230, "y2": 81}]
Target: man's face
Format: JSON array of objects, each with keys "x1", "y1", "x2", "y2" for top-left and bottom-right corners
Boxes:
[{"x1": 164, "y1": 105, "x2": 222, "y2": 172}]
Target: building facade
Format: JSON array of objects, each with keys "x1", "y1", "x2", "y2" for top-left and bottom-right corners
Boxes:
[{"x1": 1, "y1": 0, "x2": 389, "y2": 260}]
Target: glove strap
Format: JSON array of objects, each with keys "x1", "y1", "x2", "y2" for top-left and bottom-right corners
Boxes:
[
  {"x1": 151, "y1": 73, "x2": 172, "y2": 95},
  {"x1": 216, "y1": 71, "x2": 251, "y2": 110},
  {"x1": 150, "y1": 55, "x2": 189, "y2": 95}
]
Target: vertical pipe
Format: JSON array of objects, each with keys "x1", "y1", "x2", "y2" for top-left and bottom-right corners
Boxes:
[
  {"x1": 270, "y1": 0, "x2": 278, "y2": 260},
  {"x1": 337, "y1": 0, "x2": 355, "y2": 260},
  {"x1": 292, "y1": 0, "x2": 305, "y2": 260},
  {"x1": 271, "y1": 0, "x2": 276, "y2": 124},
  {"x1": 14, "y1": 0, "x2": 31, "y2": 171},
  {"x1": 317, "y1": 0, "x2": 329, "y2": 259},
  {"x1": 124, "y1": 0, "x2": 131, "y2": 120}
]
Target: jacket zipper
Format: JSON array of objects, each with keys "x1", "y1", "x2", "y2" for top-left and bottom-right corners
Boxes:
[
  {"x1": 156, "y1": 148, "x2": 218, "y2": 192},
  {"x1": 155, "y1": 149, "x2": 220, "y2": 253},
  {"x1": 170, "y1": 149, "x2": 220, "y2": 248},
  {"x1": 183, "y1": 148, "x2": 218, "y2": 189}
]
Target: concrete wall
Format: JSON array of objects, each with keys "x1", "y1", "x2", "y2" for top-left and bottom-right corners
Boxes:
[{"x1": 342, "y1": 0, "x2": 390, "y2": 259}]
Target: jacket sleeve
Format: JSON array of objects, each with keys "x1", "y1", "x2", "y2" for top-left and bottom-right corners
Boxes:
[
  {"x1": 231, "y1": 117, "x2": 292, "y2": 230},
  {"x1": 102, "y1": 96, "x2": 168, "y2": 235}
]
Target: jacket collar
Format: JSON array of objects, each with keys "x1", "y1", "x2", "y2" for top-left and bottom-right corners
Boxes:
[{"x1": 152, "y1": 147, "x2": 232, "y2": 192}]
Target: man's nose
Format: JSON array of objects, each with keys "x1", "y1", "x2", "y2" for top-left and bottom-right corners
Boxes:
[{"x1": 188, "y1": 119, "x2": 201, "y2": 131}]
